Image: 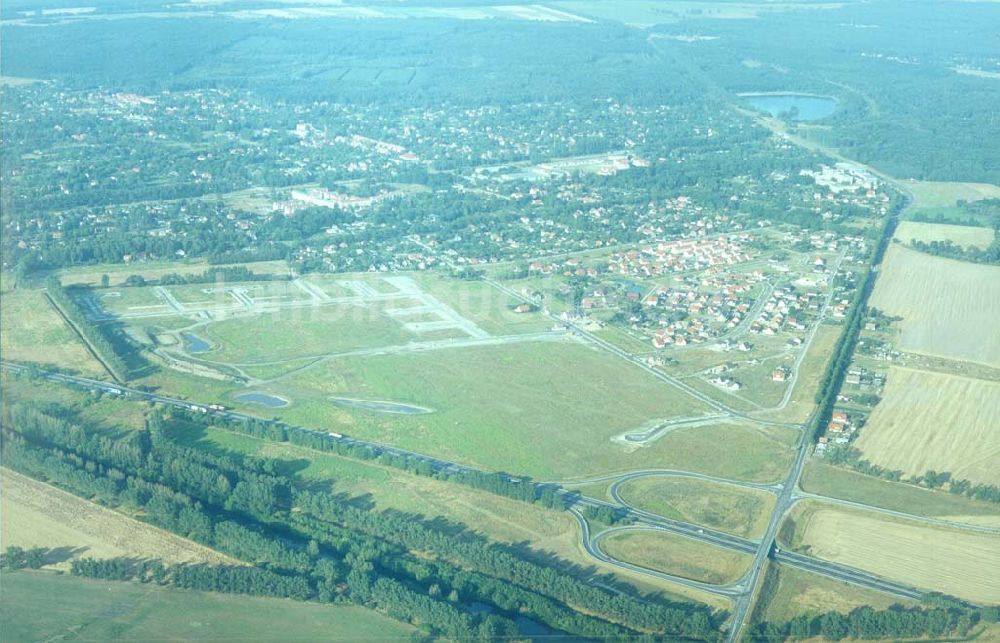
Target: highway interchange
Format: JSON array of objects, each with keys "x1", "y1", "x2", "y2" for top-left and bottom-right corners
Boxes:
[
  {"x1": 6, "y1": 359, "x2": 989, "y2": 641},
  {"x1": 9, "y1": 230, "x2": 993, "y2": 641},
  {"x1": 11, "y1": 222, "x2": 996, "y2": 641},
  {"x1": 3, "y1": 197, "x2": 991, "y2": 641}
]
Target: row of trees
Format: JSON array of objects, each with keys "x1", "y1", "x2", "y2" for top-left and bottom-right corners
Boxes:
[
  {"x1": 824, "y1": 444, "x2": 1000, "y2": 505},
  {"x1": 71, "y1": 558, "x2": 312, "y2": 600},
  {"x1": 907, "y1": 231, "x2": 1000, "y2": 265},
  {"x1": 119, "y1": 266, "x2": 290, "y2": 289},
  {"x1": 744, "y1": 604, "x2": 993, "y2": 642},
  {"x1": 811, "y1": 199, "x2": 902, "y2": 441},
  {"x1": 185, "y1": 408, "x2": 569, "y2": 510},
  {"x1": 1, "y1": 400, "x2": 722, "y2": 641},
  {"x1": 1, "y1": 546, "x2": 47, "y2": 570},
  {"x1": 44, "y1": 277, "x2": 134, "y2": 381}
]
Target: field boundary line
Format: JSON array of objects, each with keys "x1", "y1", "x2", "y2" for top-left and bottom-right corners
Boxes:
[{"x1": 42, "y1": 290, "x2": 122, "y2": 384}]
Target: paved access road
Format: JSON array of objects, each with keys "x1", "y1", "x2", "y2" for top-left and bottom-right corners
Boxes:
[{"x1": 1, "y1": 360, "x2": 932, "y2": 623}]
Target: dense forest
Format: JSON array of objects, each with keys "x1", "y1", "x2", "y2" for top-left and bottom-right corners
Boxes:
[
  {"x1": 3, "y1": 2, "x2": 996, "y2": 183},
  {"x1": 0, "y1": 399, "x2": 723, "y2": 641}
]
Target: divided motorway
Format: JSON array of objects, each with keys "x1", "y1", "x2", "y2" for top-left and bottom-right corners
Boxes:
[{"x1": 1, "y1": 361, "x2": 926, "y2": 611}]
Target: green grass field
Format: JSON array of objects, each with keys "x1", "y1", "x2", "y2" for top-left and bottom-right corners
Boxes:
[
  {"x1": 636, "y1": 423, "x2": 800, "y2": 484},
  {"x1": 615, "y1": 477, "x2": 776, "y2": 538},
  {"x1": 412, "y1": 273, "x2": 551, "y2": 335},
  {"x1": 759, "y1": 564, "x2": 914, "y2": 623},
  {"x1": 272, "y1": 340, "x2": 718, "y2": 478},
  {"x1": 306, "y1": 273, "x2": 401, "y2": 298},
  {"x1": 0, "y1": 572, "x2": 416, "y2": 642},
  {"x1": 0, "y1": 288, "x2": 105, "y2": 375},
  {"x1": 92, "y1": 286, "x2": 171, "y2": 315},
  {"x1": 800, "y1": 462, "x2": 1000, "y2": 520},
  {"x1": 905, "y1": 180, "x2": 1000, "y2": 209},
  {"x1": 601, "y1": 530, "x2": 752, "y2": 585},
  {"x1": 202, "y1": 303, "x2": 415, "y2": 363}
]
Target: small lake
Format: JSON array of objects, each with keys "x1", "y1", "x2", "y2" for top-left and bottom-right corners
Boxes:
[
  {"x1": 235, "y1": 392, "x2": 289, "y2": 408},
  {"x1": 330, "y1": 397, "x2": 432, "y2": 415},
  {"x1": 180, "y1": 332, "x2": 211, "y2": 353},
  {"x1": 743, "y1": 93, "x2": 838, "y2": 121}
]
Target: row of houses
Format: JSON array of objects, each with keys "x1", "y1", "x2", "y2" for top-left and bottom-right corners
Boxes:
[
  {"x1": 608, "y1": 234, "x2": 753, "y2": 278},
  {"x1": 816, "y1": 410, "x2": 857, "y2": 452}
]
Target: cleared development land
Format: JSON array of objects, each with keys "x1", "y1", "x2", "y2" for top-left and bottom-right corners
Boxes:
[
  {"x1": 853, "y1": 367, "x2": 1000, "y2": 485},
  {"x1": 784, "y1": 503, "x2": 1000, "y2": 604},
  {"x1": 15, "y1": 269, "x2": 802, "y2": 482},
  {"x1": 870, "y1": 245, "x2": 1000, "y2": 367},
  {"x1": 1, "y1": 572, "x2": 415, "y2": 642},
  {"x1": 203, "y1": 303, "x2": 417, "y2": 363},
  {"x1": 275, "y1": 340, "x2": 715, "y2": 478},
  {"x1": 0, "y1": 469, "x2": 233, "y2": 569},
  {"x1": 894, "y1": 220, "x2": 995, "y2": 249},
  {"x1": 615, "y1": 477, "x2": 776, "y2": 539},
  {"x1": 601, "y1": 530, "x2": 752, "y2": 585}
]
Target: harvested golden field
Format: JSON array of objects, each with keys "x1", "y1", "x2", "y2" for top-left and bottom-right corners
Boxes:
[
  {"x1": 790, "y1": 503, "x2": 1000, "y2": 604},
  {"x1": 0, "y1": 288, "x2": 104, "y2": 375},
  {"x1": 854, "y1": 367, "x2": 1000, "y2": 485},
  {"x1": 870, "y1": 245, "x2": 1000, "y2": 367},
  {"x1": 601, "y1": 530, "x2": 752, "y2": 585},
  {"x1": 905, "y1": 180, "x2": 1000, "y2": 208},
  {"x1": 895, "y1": 220, "x2": 995, "y2": 249},
  {"x1": 0, "y1": 469, "x2": 235, "y2": 569}
]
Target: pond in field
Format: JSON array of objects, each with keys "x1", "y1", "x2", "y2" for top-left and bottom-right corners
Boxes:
[
  {"x1": 235, "y1": 392, "x2": 289, "y2": 408},
  {"x1": 742, "y1": 93, "x2": 838, "y2": 121},
  {"x1": 180, "y1": 332, "x2": 211, "y2": 353},
  {"x1": 330, "y1": 397, "x2": 432, "y2": 415}
]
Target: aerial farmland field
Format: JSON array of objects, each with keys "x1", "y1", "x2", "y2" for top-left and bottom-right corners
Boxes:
[
  {"x1": 853, "y1": 367, "x2": 1000, "y2": 485},
  {"x1": 1, "y1": 572, "x2": 416, "y2": 643},
  {"x1": 905, "y1": 180, "x2": 1000, "y2": 209},
  {"x1": 800, "y1": 462, "x2": 1000, "y2": 521},
  {"x1": 894, "y1": 220, "x2": 995, "y2": 249},
  {"x1": 0, "y1": 287, "x2": 104, "y2": 375},
  {"x1": 869, "y1": 245, "x2": 1000, "y2": 367},
  {"x1": 783, "y1": 502, "x2": 1000, "y2": 604},
  {"x1": 0, "y1": 469, "x2": 234, "y2": 569}
]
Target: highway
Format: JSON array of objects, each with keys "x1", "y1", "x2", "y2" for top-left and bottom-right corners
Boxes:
[
  {"x1": 725, "y1": 425, "x2": 812, "y2": 640},
  {"x1": 572, "y1": 514, "x2": 750, "y2": 597},
  {"x1": 789, "y1": 490, "x2": 1000, "y2": 536},
  {"x1": 554, "y1": 468, "x2": 782, "y2": 494},
  {"x1": 1, "y1": 360, "x2": 931, "y2": 633}
]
